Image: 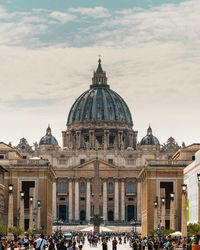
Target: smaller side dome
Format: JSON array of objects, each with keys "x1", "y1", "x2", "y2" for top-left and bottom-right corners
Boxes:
[
  {"x1": 140, "y1": 125, "x2": 159, "y2": 145},
  {"x1": 39, "y1": 125, "x2": 58, "y2": 146}
]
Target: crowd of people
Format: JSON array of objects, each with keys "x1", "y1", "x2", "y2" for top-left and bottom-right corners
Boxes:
[{"x1": 0, "y1": 231, "x2": 198, "y2": 250}]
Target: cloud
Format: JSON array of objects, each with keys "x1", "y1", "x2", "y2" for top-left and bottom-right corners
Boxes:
[
  {"x1": 68, "y1": 6, "x2": 111, "y2": 19},
  {"x1": 49, "y1": 11, "x2": 76, "y2": 24}
]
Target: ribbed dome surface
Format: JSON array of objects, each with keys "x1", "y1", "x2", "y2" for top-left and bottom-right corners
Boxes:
[
  {"x1": 67, "y1": 60, "x2": 133, "y2": 125},
  {"x1": 140, "y1": 126, "x2": 159, "y2": 146},
  {"x1": 67, "y1": 86, "x2": 132, "y2": 125},
  {"x1": 39, "y1": 126, "x2": 58, "y2": 146}
]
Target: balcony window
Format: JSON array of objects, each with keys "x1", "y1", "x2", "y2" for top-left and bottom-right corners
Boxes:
[
  {"x1": 128, "y1": 181, "x2": 134, "y2": 193},
  {"x1": 59, "y1": 182, "x2": 66, "y2": 193},
  {"x1": 81, "y1": 183, "x2": 85, "y2": 193},
  {"x1": 108, "y1": 183, "x2": 113, "y2": 193}
]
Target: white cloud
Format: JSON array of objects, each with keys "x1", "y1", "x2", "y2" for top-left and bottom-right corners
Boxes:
[
  {"x1": 49, "y1": 11, "x2": 76, "y2": 24},
  {"x1": 68, "y1": 6, "x2": 111, "y2": 19}
]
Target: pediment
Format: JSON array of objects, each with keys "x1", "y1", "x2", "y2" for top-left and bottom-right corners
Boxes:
[{"x1": 73, "y1": 158, "x2": 120, "y2": 170}]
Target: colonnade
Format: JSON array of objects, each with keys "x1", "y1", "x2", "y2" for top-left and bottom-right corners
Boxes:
[
  {"x1": 63, "y1": 129, "x2": 136, "y2": 150},
  {"x1": 54, "y1": 178, "x2": 141, "y2": 223}
]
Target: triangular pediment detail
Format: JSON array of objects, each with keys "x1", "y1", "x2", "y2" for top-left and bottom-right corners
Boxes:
[{"x1": 73, "y1": 158, "x2": 120, "y2": 170}]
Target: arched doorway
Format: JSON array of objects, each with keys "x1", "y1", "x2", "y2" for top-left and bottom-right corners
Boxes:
[
  {"x1": 108, "y1": 210, "x2": 114, "y2": 221},
  {"x1": 80, "y1": 210, "x2": 86, "y2": 221}
]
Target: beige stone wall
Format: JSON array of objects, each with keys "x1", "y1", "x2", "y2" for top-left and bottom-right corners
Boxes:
[{"x1": 3, "y1": 163, "x2": 55, "y2": 235}]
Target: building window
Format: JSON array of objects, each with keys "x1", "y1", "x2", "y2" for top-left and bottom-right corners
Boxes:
[
  {"x1": 22, "y1": 156, "x2": 27, "y2": 159},
  {"x1": 80, "y1": 159, "x2": 85, "y2": 164},
  {"x1": 128, "y1": 197, "x2": 134, "y2": 201},
  {"x1": 0, "y1": 155, "x2": 4, "y2": 159},
  {"x1": 60, "y1": 197, "x2": 65, "y2": 201},
  {"x1": 108, "y1": 159, "x2": 113, "y2": 164},
  {"x1": 192, "y1": 155, "x2": 195, "y2": 160},
  {"x1": 108, "y1": 197, "x2": 113, "y2": 201},
  {"x1": 80, "y1": 197, "x2": 85, "y2": 201},
  {"x1": 128, "y1": 181, "x2": 134, "y2": 193},
  {"x1": 108, "y1": 183, "x2": 113, "y2": 193},
  {"x1": 80, "y1": 183, "x2": 85, "y2": 193},
  {"x1": 59, "y1": 182, "x2": 66, "y2": 193}
]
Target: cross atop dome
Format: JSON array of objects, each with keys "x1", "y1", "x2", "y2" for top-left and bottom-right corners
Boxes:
[{"x1": 92, "y1": 56, "x2": 108, "y2": 86}]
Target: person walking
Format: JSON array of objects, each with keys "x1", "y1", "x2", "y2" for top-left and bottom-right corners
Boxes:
[
  {"x1": 102, "y1": 239, "x2": 108, "y2": 250},
  {"x1": 112, "y1": 237, "x2": 118, "y2": 250}
]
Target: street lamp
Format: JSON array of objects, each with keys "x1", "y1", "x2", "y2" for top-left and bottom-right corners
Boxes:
[
  {"x1": 8, "y1": 184, "x2": 13, "y2": 193},
  {"x1": 29, "y1": 196, "x2": 33, "y2": 203},
  {"x1": 154, "y1": 200, "x2": 158, "y2": 208},
  {"x1": 37, "y1": 200, "x2": 41, "y2": 207},
  {"x1": 182, "y1": 184, "x2": 187, "y2": 194},
  {"x1": 170, "y1": 193, "x2": 174, "y2": 200},
  {"x1": 161, "y1": 197, "x2": 165, "y2": 204},
  {"x1": 20, "y1": 191, "x2": 25, "y2": 199}
]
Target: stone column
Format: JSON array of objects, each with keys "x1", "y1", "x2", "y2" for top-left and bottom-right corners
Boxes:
[
  {"x1": 114, "y1": 180, "x2": 119, "y2": 221},
  {"x1": 103, "y1": 181, "x2": 108, "y2": 221},
  {"x1": 86, "y1": 180, "x2": 91, "y2": 222},
  {"x1": 170, "y1": 194, "x2": 175, "y2": 230},
  {"x1": 181, "y1": 186, "x2": 187, "y2": 237},
  {"x1": 74, "y1": 180, "x2": 80, "y2": 221},
  {"x1": 69, "y1": 180, "x2": 73, "y2": 221},
  {"x1": 52, "y1": 181, "x2": 57, "y2": 221},
  {"x1": 121, "y1": 180, "x2": 125, "y2": 221},
  {"x1": 76, "y1": 131, "x2": 81, "y2": 149},
  {"x1": 129, "y1": 132, "x2": 133, "y2": 148},
  {"x1": 137, "y1": 181, "x2": 141, "y2": 221},
  {"x1": 29, "y1": 196, "x2": 33, "y2": 230},
  {"x1": 19, "y1": 191, "x2": 25, "y2": 229},
  {"x1": 8, "y1": 185, "x2": 14, "y2": 229},
  {"x1": 62, "y1": 131, "x2": 66, "y2": 147},
  {"x1": 154, "y1": 201, "x2": 158, "y2": 230},
  {"x1": 37, "y1": 200, "x2": 41, "y2": 229},
  {"x1": 161, "y1": 198, "x2": 165, "y2": 229}
]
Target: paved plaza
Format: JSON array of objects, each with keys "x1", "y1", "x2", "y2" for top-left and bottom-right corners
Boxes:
[{"x1": 82, "y1": 240, "x2": 132, "y2": 249}]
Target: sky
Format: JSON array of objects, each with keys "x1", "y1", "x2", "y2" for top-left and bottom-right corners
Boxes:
[{"x1": 0, "y1": 0, "x2": 200, "y2": 147}]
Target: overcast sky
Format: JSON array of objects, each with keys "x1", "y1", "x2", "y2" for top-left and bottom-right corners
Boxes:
[{"x1": 0, "y1": 0, "x2": 199, "y2": 147}]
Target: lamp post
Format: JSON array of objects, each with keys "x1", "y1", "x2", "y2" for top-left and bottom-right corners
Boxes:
[
  {"x1": 36, "y1": 200, "x2": 41, "y2": 229},
  {"x1": 197, "y1": 174, "x2": 200, "y2": 224},
  {"x1": 181, "y1": 184, "x2": 187, "y2": 237},
  {"x1": 170, "y1": 193, "x2": 175, "y2": 230},
  {"x1": 161, "y1": 197, "x2": 165, "y2": 230},
  {"x1": 8, "y1": 184, "x2": 14, "y2": 230},
  {"x1": 29, "y1": 196, "x2": 33, "y2": 230},
  {"x1": 154, "y1": 200, "x2": 158, "y2": 230},
  {"x1": 19, "y1": 191, "x2": 25, "y2": 229}
]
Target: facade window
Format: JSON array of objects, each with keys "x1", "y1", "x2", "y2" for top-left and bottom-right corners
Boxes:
[
  {"x1": 128, "y1": 197, "x2": 134, "y2": 201},
  {"x1": 59, "y1": 182, "x2": 66, "y2": 193},
  {"x1": 108, "y1": 197, "x2": 113, "y2": 201},
  {"x1": 80, "y1": 159, "x2": 85, "y2": 164},
  {"x1": 59, "y1": 159, "x2": 66, "y2": 165},
  {"x1": 81, "y1": 183, "x2": 85, "y2": 193},
  {"x1": 108, "y1": 159, "x2": 113, "y2": 164},
  {"x1": 192, "y1": 155, "x2": 195, "y2": 160},
  {"x1": 128, "y1": 181, "x2": 134, "y2": 193},
  {"x1": 108, "y1": 183, "x2": 113, "y2": 193},
  {"x1": 0, "y1": 155, "x2": 4, "y2": 159},
  {"x1": 22, "y1": 156, "x2": 27, "y2": 159},
  {"x1": 80, "y1": 197, "x2": 85, "y2": 201},
  {"x1": 60, "y1": 197, "x2": 65, "y2": 201}
]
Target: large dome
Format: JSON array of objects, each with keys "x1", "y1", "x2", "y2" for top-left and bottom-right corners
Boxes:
[{"x1": 67, "y1": 60, "x2": 133, "y2": 126}]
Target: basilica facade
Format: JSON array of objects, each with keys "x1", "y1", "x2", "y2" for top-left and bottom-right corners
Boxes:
[{"x1": 6, "y1": 59, "x2": 185, "y2": 232}]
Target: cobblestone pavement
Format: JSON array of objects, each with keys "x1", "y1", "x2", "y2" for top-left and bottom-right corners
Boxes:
[{"x1": 82, "y1": 240, "x2": 132, "y2": 249}]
